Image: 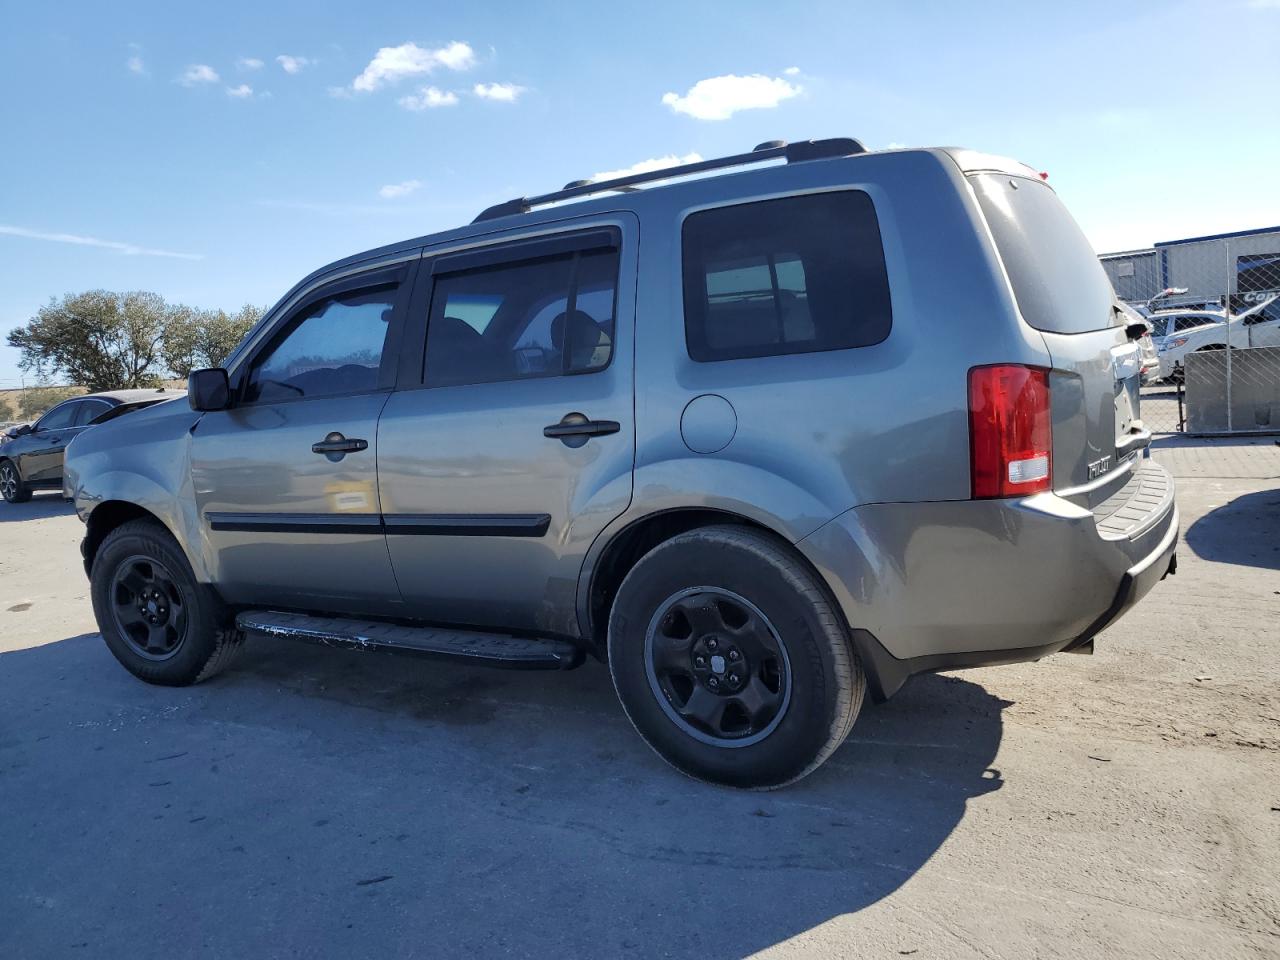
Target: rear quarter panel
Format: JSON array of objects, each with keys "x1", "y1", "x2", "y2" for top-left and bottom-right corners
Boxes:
[
  {"x1": 578, "y1": 149, "x2": 1052, "y2": 628},
  {"x1": 599, "y1": 152, "x2": 1048, "y2": 522}
]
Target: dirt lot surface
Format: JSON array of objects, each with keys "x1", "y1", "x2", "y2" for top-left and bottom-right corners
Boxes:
[{"x1": 1, "y1": 438, "x2": 1277, "y2": 959}]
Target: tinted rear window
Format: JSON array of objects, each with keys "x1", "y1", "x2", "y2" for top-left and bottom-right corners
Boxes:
[
  {"x1": 682, "y1": 191, "x2": 892, "y2": 362},
  {"x1": 972, "y1": 174, "x2": 1116, "y2": 335}
]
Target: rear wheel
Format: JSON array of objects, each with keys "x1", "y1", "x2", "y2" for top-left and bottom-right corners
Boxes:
[
  {"x1": 608, "y1": 525, "x2": 864, "y2": 789},
  {"x1": 91, "y1": 518, "x2": 243, "y2": 685},
  {"x1": 0, "y1": 460, "x2": 31, "y2": 503}
]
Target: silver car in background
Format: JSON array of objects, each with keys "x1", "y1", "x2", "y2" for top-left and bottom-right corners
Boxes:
[{"x1": 65, "y1": 139, "x2": 1177, "y2": 787}]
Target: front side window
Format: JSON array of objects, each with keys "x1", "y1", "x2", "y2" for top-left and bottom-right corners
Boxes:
[
  {"x1": 244, "y1": 286, "x2": 397, "y2": 403},
  {"x1": 682, "y1": 191, "x2": 892, "y2": 362},
  {"x1": 424, "y1": 245, "x2": 618, "y2": 388},
  {"x1": 36, "y1": 401, "x2": 79, "y2": 431}
]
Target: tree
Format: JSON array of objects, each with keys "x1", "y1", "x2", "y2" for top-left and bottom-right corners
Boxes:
[
  {"x1": 7, "y1": 291, "x2": 169, "y2": 390},
  {"x1": 17, "y1": 385, "x2": 82, "y2": 420},
  {"x1": 8, "y1": 291, "x2": 265, "y2": 389},
  {"x1": 198, "y1": 304, "x2": 261, "y2": 369},
  {"x1": 160, "y1": 303, "x2": 260, "y2": 376},
  {"x1": 159, "y1": 305, "x2": 204, "y2": 380},
  {"x1": 0, "y1": 395, "x2": 15, "y2": 422}
]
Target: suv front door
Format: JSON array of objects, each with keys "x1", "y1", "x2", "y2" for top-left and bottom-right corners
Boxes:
[
  {"x1": 377, "y1": 219, "x2": 637, "y2": 636},
  {"x1": 189, "y1": 259, "x2": 418, "y2": 612}
]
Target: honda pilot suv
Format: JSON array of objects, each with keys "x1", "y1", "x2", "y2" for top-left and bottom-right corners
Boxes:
[{"x1": 65, "y1": 139, "x2": 1178, "y2": 788}]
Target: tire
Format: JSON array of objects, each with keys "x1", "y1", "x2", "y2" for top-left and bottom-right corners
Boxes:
[
  {"x1": 90, "y1": 518, "x2": 244, "y2": 685},
  {"x1": 0, "y1": 459, "x2": 31, "y2": 503},
  {"x1": 607, "y1": 524, "x2": 864, "y2": 789}
]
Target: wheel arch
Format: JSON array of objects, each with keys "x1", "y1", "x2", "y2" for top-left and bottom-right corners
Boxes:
[
  {"x1": 580, "y1": 508, "x2": 866, "y2": 666},
  {"x1": 84, "y1": 501, "x2": 174, "y2": 577},
  {"x1": 581, "y1": 509, "x2": 767, "y2": 651}
]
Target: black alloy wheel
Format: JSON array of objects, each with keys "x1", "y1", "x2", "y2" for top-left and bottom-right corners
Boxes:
[
  {"x1": 109, "y1": 555, "x2": 190, "y2": 661},
  {"x1": 645, "y1": 586, "x2": 792, "y2": 746}
]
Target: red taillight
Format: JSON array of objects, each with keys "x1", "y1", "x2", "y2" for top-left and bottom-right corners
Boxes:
[{"x1": 968, "y1": 364, "x2": 1052, "y2": 499}]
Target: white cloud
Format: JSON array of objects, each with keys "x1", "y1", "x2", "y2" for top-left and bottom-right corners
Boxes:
[
  {"x1": 590, "y1": 153, "x2": 703, "y2": 183},
  {"x1": 238, "y1": 57, "x2": 264, "y2": 70},
  {"x1": 276, "y1": 54, "x2": 311, "y2": 74},
  {"x1": 327, "y1": 86, "x2": 353, "y2": 99},
  {"x1": 0, "y1": 223, "x2": 202, "y2": 260},
  {"x1": 1247, "y1": 0, "x2": 1280, "y2": 8},
  {"x1": 126, "y1": 43, "x2": 147, "y2": 76},
  {"x1": 473, "y1": 81, "x2": 524, "y2": 102},
  {"x1": 783, "y1": 66, "x2": 800, "y2": 75},
  {"x1": 379, "y1": 179, "x2": 423, "y2": 199},
  {"x1": 226, "y1": 84, "x2": 254, "y2": 99},
  {"x1": 662, "y1": 73, "x2": 801, "y2": 121},
  {"x1": 179, "y1": 64, "x2": 220, "y2": 86},
  {"x1": 351, "y1": 41, "x2": 475, "y2": 93},
  {"x1": 398, "y1": 86, "x2": 459, "y2": 110},
  {"x1": 433, "y1": 42, "x2": 476, "y2": 70}
]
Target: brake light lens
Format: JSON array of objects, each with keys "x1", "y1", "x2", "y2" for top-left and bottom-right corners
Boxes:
[{"x1": 968, "y1": 364, "x2": 1052, "y2": 498}]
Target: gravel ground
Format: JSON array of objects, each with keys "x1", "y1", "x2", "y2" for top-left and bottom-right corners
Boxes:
[{"x1": 0, "y1": 439, "x2": 1277, "y2": 959}]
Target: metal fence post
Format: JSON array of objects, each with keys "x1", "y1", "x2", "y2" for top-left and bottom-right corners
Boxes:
[{"x1": 1224, "y1": 240, "x2": 1233, "y2": 433}]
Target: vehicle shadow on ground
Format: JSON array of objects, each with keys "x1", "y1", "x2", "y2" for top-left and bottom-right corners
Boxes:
[
  {"x1": 0, "y1": 633, "x2": 1006, "y2": 960},
  {"x1": 1185, "y1": 486, "x2": 1280, "y2": 570},
  {"x1": 0, "y1": 492, "x2": 74, "y2": 523}
]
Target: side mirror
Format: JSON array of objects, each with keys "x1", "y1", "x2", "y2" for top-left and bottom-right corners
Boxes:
[
  {"x1": 188, "y1": 368, "x2": 231, "y2": 411},
  {"x1": 12, "y1": 423, "x2": 33, "y2": 437}
]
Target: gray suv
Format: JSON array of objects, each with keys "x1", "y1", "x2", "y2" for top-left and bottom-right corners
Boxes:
[{"x1": 65, "y1": 139, "x2": 1178, "y2": 788}]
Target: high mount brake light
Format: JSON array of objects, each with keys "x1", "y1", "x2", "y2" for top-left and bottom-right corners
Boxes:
[{"x1": 968, "y1": 365, "x2": 1052, "y2": 499}]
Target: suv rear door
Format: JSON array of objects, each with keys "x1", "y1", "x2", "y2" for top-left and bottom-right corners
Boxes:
[
  {"x1": 376, "y1": 217, "x2": 637, "y2": 635},
  {"x1": 971, "y1": 173, "x2": 1146, "y2": 496},
  {"x1": 189, "y1": 260, "x2": 417, "y2": 612}
]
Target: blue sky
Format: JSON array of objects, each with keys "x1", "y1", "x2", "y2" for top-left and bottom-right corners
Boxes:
[{"x1": 2, "y1": 0, "x2": 1278, "y2": 386}]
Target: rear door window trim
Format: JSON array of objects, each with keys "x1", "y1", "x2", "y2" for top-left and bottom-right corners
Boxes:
[{"x1": 401, "y1": 225, "x2": 625, "y2": 390}]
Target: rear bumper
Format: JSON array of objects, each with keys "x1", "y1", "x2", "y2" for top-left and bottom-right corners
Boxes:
[{"x1": 797, "y1": 461, "x2": 1178, "y2": 700}]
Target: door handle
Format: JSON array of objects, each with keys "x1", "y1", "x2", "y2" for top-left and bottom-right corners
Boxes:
[
  {"x1": 312, "y1": 432, "x2": 368, "y2": 460},
  {"x1": 543, "y1": 414, "x2": 620, "y2": 447}
]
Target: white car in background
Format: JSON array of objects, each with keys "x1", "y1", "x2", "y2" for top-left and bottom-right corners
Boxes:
[{"x1": 1150, "y1": 295, "x2": 1280, "y2": 382}]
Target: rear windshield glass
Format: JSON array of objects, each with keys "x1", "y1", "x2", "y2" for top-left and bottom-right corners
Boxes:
[{"x1": 972, "y1": 174, "x2": 1117, "y2": 335}]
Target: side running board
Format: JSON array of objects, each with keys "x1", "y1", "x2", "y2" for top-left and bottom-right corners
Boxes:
[{"x1": 235, "y1": 610, "x2": 583, "y2": 670}]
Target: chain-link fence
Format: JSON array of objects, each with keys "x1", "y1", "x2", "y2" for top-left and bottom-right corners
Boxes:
[{"x1": 1101, "y1": 235, "x2": 1280, "y2": 435}]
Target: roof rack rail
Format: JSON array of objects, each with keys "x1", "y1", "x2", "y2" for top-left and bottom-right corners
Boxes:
[{"x1": 472, "y1": 137, "x2": 866, "y2": 223}]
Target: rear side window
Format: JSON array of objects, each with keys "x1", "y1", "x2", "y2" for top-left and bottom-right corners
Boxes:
[
  {"x1": 75, "y1": 399, "x2": 112, "y2": 425},
  {"x1": 682, "y1": 191, "x2": 892, "y2": 362},
  {"x1": 424, "y1": 245, "x2": 618, "y2": 388},
  {"x1": 972, "y1": 174, "x2": 1117, "y2": 335}
]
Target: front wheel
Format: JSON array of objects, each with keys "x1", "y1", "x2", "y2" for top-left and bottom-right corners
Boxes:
[
  {"x1": 608, "y1": 525, "x2": 864, "y2": 789},
  {"x1": 91, "y1": 518, "x2": 243, "y2": 685},
  {"x1": 0, "y1": 460, "x2": 31, "y2": 503}
]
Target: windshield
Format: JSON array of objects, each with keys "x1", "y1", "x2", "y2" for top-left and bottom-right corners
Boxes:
[{"x1": 972, "y1": 174, "x2": 1118, "y2": 335}]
